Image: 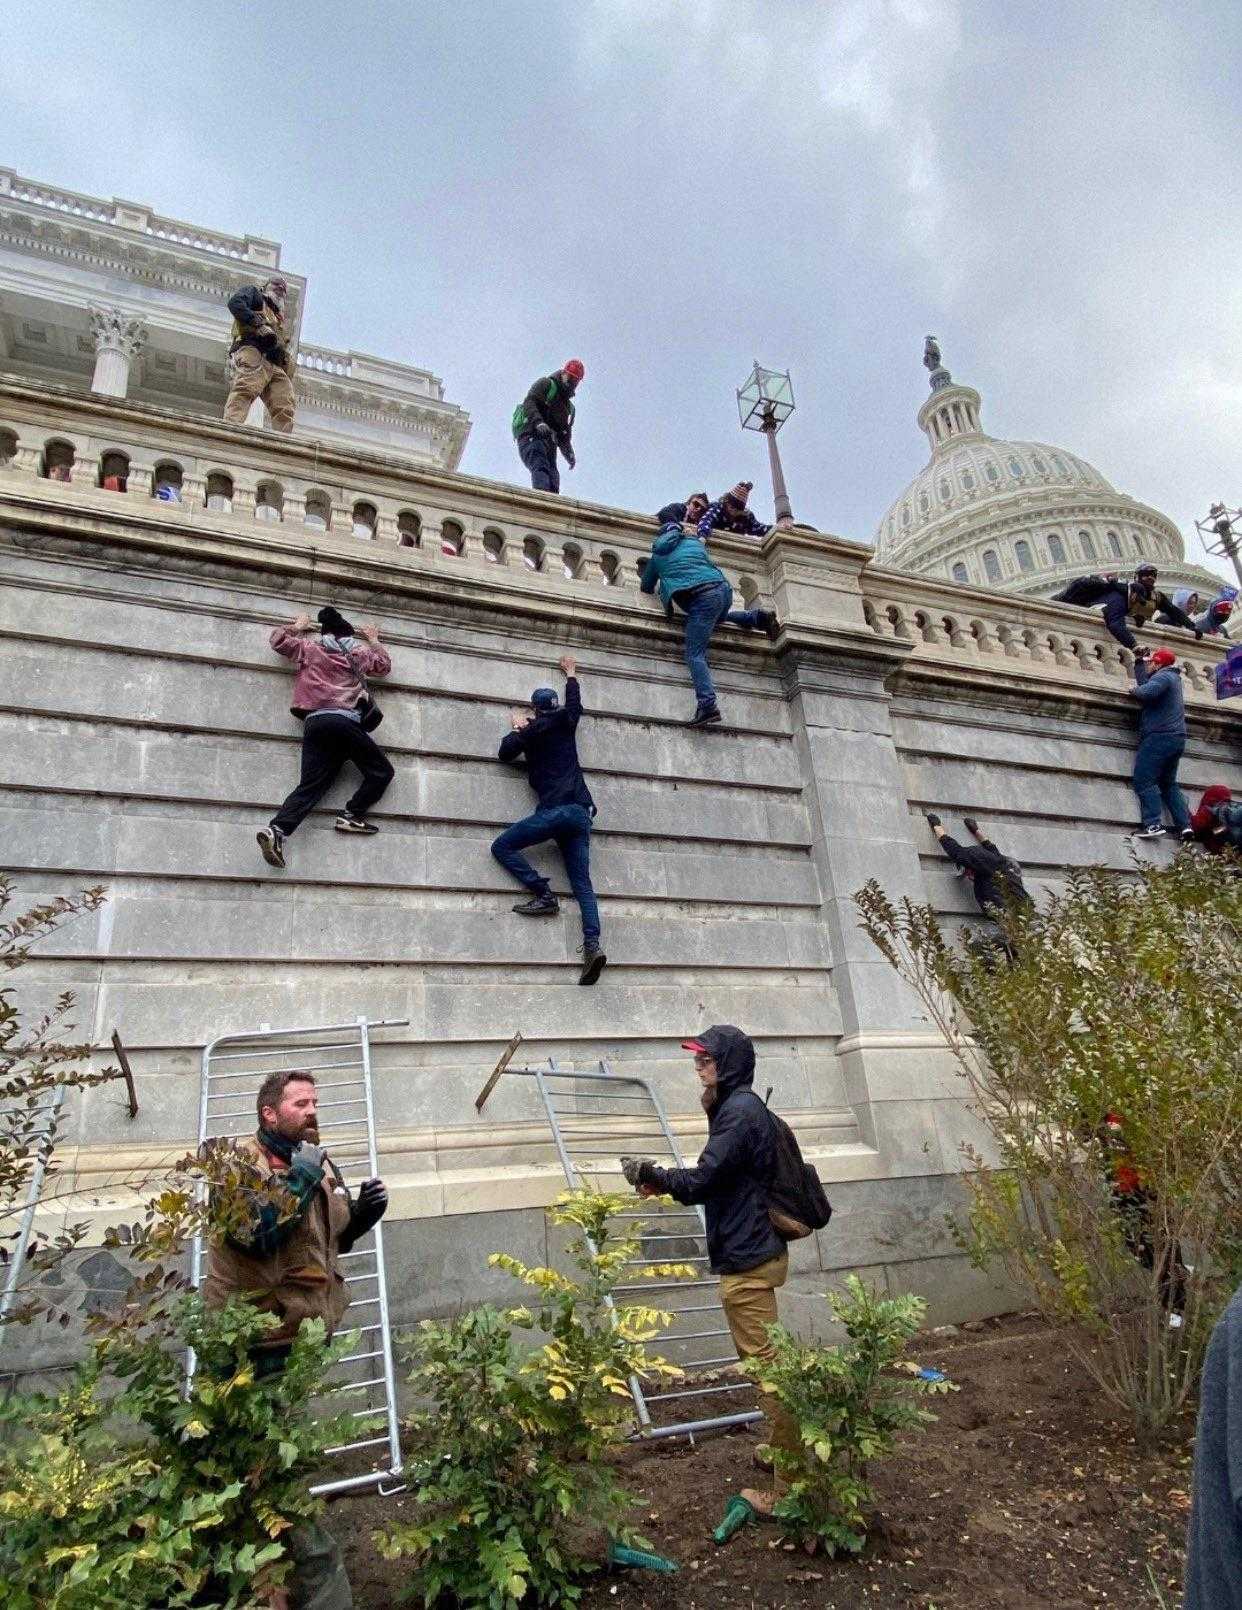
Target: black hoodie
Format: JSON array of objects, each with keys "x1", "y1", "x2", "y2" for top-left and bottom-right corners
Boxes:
[{"x1": 645, "y1": 1026, "x2": 784, "y2": 1275}]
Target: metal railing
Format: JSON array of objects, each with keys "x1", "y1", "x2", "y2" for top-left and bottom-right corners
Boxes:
[{"x1": 190, "y1": 1016, "x2": 407, "y2": 1496}]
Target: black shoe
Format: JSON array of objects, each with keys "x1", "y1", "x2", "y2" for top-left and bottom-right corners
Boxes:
[
  {"x1": 689, "y1": 703, "x2": 722, "y2": 727},
  {"x1": 514, "y1": 894, "x2": 560, "y2": 916},
  {"x1": 257, "y1": 826, "x2": 286, "y2": 868},
  {"x1": 1132, "y1": 825, "x2": 1166, "y2": 840},
  {"x1": 335, "y1": 813, "x2": 379, "y2": 835},
  {"x1": 1179, "y1": 828, "x2": 1196, "y2": 843},
  {"x1": 578, "y1": 944, "x2": 607, "y2": 986},
  {"x1": 756, "y1": 609, "x2": 780, "y2": 640}
]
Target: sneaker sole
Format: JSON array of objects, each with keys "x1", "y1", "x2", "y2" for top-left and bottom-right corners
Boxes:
[
  {"x1": 688, "y1": 713, "x2": 723, "y2": 727},
  {"x1": 335, "y1": 820, "x2": 378, "y2": 834},
  {"x1": 514, "y1": 905, "x2": 560, "y2": 917},
  {"x1": 579, "y1": 952, "x2": 607, "y2": 986},
  {"x1": 256, "y1": 831, "x2": 285, "y2": 869}
]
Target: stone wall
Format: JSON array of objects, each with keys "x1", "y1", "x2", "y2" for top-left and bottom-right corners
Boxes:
[{"x1": 2, "y1": 377, "x2": 1239, "y2": 1375}]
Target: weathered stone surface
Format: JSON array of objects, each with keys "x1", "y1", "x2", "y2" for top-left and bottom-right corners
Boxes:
[{"x1": 1, "y1": 377, "x2": 1239, "y2": 1381}]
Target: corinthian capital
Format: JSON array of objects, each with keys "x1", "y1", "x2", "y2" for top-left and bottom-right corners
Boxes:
[{"x1": 88, "y1": 305, "x2": 147, "y2": 359}]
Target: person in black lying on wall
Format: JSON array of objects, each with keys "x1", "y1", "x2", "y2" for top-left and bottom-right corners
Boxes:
[
  {"x1": 925, "y1": 813, "x2": 1033, "y2": 962},
  {"x1": 1052, "y1": 564, "x2": 1202, "y2": 650}
]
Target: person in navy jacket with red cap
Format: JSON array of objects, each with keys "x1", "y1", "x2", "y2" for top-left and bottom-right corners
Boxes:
[{"x1": 1130, "y1": 645, "x2": 1192, "y2": 841}]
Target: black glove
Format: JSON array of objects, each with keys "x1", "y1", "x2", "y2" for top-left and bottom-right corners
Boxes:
[
  {"x1": 289, "y1": 1140, "x2": 326, "y2": 1183},
  {"x1": 534, "y1": 421, "x2": 553, "y2": 439},
  {"x1": 963, "y1": 817, "x2": 979, "y2": 836},
  {"x1": 563, "y1": 445, "x2": 576, "y2": 469},
  {"x1": 620, "y1": 1156, "x2": 656, "y2": 1188},
  {"x1": 925, "y1": 813, "x2": 941, "y2": 829},
  {"x1": 1194, "y1": 630, "x2": 1204, "y2": 640},
  {"x1": 349, "y1": 1178, "x2": 388, "y2": 1239}
]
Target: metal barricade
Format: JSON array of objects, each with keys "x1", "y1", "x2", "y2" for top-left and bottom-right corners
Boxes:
[
  {"x1": 0, "y1": 1084, "x2": 65, "y2": 1341},
  {"x1": 476, "y1": 1038, "x2": 760, "y2": 1441},
  {"x1": 190, "y1": 1016, "x2": 406, "y2": 1496}
]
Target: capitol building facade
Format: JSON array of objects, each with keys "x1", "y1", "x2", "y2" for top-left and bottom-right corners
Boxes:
[{"x1": 874, "y1": 343, "x2": 1221, "y2": 602}]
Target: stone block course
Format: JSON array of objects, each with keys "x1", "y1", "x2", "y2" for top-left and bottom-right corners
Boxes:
[{"x1": 2, "y1": 396, "x2": 1240, "y2": 1368}]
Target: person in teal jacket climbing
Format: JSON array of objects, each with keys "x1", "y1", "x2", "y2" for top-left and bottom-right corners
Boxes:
[{"x1": 641, "y1": 503, "x2": 779, "y2": 726}]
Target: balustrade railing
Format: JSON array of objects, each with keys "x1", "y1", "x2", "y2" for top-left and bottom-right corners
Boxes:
[
  {"x1": 861, "y1": 566, "x2": 1227, "y2": 706},
  {"x1": 0, "y1": 379, "x2": 1233, "y2": 710}
]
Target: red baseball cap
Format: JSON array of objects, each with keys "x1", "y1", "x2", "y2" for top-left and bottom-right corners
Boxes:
[
  {"x1": 1148, "y1": 646, "x2": 1177, "y2": 668},
  {"x1": 563, "y1": 358, "x2": 585, "y2": 381}
]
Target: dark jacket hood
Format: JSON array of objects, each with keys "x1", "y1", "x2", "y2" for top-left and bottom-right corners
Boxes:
[{"x1": 694, "y1": 1024, "x2": 756, "y2": 1097}]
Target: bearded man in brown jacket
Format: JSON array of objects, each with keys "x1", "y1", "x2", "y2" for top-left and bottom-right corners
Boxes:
[{"x1": 204, "y1": 1068, "x2": 387, "y2": 1608}]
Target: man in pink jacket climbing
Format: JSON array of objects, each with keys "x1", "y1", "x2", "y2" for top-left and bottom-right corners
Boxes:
[{"x1": 258, "y1": 605, "x2": 394, "y2": 869}]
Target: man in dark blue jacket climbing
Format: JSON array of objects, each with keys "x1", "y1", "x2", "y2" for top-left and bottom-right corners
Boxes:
[
  {"x1": 621, "y1": 1025, "x2": 796, "y2": 1515},
  {"x1": 1129, "y1": 646, "x2": 1192, "y2": 841},
  {"x1": 641, "y1": 504, "x2": 778, "y2": 726},
  {"x1": 492, "y1": 654, "x2": 606, "y2": 985}
]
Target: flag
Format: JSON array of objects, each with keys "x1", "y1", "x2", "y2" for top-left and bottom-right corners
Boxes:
[{"x1": 1215, "y1": 642, "x2": 1242, "y2": 701}]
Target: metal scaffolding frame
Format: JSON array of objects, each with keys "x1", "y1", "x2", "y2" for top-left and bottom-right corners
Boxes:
[
  {"x1": 190, "y1": 1016, "x2": 407, "y2": 1497},
  {"x1": 476, "y1": 1037, "x2": 760, "y2": 1441}
]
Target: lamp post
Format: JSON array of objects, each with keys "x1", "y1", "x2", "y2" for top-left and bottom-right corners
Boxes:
[
  {"x1": 1194, "y1": 502, "x2": 1242, "y2": 591},
  {"x1": 737, "y1": 361, "x2": 796, "y2": 526}
]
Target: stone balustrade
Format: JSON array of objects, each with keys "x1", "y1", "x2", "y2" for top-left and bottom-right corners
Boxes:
[
  {"x1": 0, "y1": 376, "x2": 775, "y2": 607},
  {"x1": 861, "y1": 563, "x2": 1228, "y2": 711},
  {"x1": 296, "y1": 345, "x2": 354, "y2": 377},
  {"x1": 0, "y1": 372, "x2": 1232, "y2": 709},
  {"x1": 0, "y1": 168, "x2": 276, "y2": 263}
]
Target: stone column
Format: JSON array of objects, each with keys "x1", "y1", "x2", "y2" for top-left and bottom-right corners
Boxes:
[
  {"x1": 88, "y1": 307, "x2": 147, "y2": 398},
  {"x1": 761, "y1": 526, "x2": 970, "y2": 1173}
]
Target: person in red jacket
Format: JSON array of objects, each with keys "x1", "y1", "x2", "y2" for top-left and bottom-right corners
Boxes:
[{"x1": 258, "y1": 606, "x2": 394, "y2": 869}]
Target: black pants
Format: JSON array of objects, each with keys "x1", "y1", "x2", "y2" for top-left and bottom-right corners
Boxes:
[
  {"x1": 272, "y1": 714, "x2": 394, "y2": 835},
  {"x1": 517, "y1": 432, "x2": 560, "y2": 493}
]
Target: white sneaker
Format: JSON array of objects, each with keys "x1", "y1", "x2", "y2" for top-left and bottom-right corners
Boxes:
[{"x1": 1132, "y1": 826, "x2": 1166, "y2": 840}]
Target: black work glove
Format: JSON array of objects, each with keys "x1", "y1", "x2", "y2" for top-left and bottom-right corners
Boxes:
[
  {"x1": 963, "y1": 817, "x2": 979, "y2": 836},
  {"x1": 534, "y1": 421, "x2": 553, "y2": 439},
  {"x1": 620, "y1": 1156, "x2": 656, "y2": 1189},
  {"x1": 925, "y1": 813, "x2": 941, "y2": 829},
  {"x1": 289, "y1": 1140, "x2": 326, "y2": 1185},
  {"x1": 1194, "y1": 630, "x2": 1204, "y2": 640},
  {"x1": 349, "y1": 1178, "x2": 388, "y2": 1239}
]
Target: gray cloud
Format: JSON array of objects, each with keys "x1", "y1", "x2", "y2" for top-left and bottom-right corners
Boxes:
[{"x1": 2, "y1": 0, "x2": 1238, "y2": 579}]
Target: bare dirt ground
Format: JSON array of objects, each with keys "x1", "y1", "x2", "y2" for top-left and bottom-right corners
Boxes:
[{"x1": 333, "y1": 1313, "x2": 1194, "y2": 1609}]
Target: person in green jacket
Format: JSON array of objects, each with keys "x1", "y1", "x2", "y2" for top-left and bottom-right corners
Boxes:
[
  {"x1": 512, "y1": 360, "x2": 584, "y2": 493},
  {"x1": 641, "y1": 502, "x2": 778, "y2": 726}
]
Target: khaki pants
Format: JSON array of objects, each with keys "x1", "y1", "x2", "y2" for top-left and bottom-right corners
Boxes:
[
  {"x1": 719, "y1": 1250, "x2": 799, "y2": 1486},
  {"x1": 224, "y1": 346, "x2": 296, "y2": 432}
]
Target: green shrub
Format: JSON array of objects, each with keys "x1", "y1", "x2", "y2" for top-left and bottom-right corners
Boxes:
[
  {"x1": 0, "y1": 1297, "x2": 353, "y2": 1608},
  {"x1": 743, "y1": 1275, "x2": 952, "y2": 1555},
  {"x1": 855, "y1": 854, "x2": 1242, "y2": 1432},
  {"x1": 378, "y1": 1189, "x2": 691, "y2": 1607}
]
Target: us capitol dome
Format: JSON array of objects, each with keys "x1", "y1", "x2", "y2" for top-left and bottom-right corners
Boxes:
[{"x1": 873, "y1": 338, "x2": 1220, "y2": 600}]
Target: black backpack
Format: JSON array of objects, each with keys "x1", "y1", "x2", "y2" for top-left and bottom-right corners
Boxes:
[{"x1": 764, "y1": 1101, "x2": 832, "y2": 1242}]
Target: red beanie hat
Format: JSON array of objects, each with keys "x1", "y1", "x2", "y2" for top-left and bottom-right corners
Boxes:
[
  {"x1": 563, "y1": 359, "x2": 585, "y2": 381},
  {"x1": 1148, "y1": 647, "x2": 1176, "y2": 668}
]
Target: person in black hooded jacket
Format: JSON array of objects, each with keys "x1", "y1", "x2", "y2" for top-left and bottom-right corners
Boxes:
[{"x1": 620, "y1": 1025, "x2": 795, "y2": 1514}]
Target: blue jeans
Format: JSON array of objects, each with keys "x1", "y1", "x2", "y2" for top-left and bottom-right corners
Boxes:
[
  {"x1": 517, "y1": 433, "x2": 559, "y2": 493},
  {"x1": 679, "y1": 581, "x2": 765, "y2": 708},
  {"x1": 1132, "y1": 734, "x2": 1189, "y2": 831},
  {"x1": 491, "y1": 803, "x2": 600, "y2": 944}
]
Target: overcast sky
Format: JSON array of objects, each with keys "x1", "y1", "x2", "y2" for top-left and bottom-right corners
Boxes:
[{"x1": 4, "y1": 1, "x2": 1240, "y2": 577}]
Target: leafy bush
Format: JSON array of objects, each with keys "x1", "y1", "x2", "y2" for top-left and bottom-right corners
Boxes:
[
  {"x1": 743, "y1": 1274, "x2": 951, "y2": 1555},
  {"x1": 0, "y1": 877, "x2": 122, "y2": 1330},
  {"x1": 855, "y1": 853, "x2": 1242, "y2": 1432},
  {"x1": 378, "y1": 1189, "x2": 691, "y2": 1607},
  {"x1": 0, "y1": 1297, "x2": 352, "y2": 1608}
]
